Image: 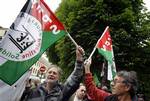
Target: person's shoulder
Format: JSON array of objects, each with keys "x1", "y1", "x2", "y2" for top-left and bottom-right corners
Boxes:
[
  {"x1": 68, "y1": 93, "x2": 75, "y2": 101},
  {"x1": 28, "y1": 85, "x2": 45, "y2": 97}
]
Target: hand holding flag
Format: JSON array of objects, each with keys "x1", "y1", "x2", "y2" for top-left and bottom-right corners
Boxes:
[
  {"x1": 0, "y1": 0, "x2": 80, "y2": 100},
  {"x1": 84, "y1": 58, "x2": 92, "y2": 73}
]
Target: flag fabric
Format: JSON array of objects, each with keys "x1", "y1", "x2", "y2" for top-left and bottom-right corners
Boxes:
[
  {"x1": 93, "y1": 70, "x2": 100, "y2": 86},
  {"x1": 93, "y1": 73, "x2": 99, "y2": 85},
  {"x1": 0, "y1": 71, "x2": 31, "y2": 101},
  {"x1": 97, "y1": 26, "x2": 116, "y2": 80},
  {"x1": 100, "y1": 62, "x2": 106, "y2": 77},
  {"x1": 100, "y1": 62, "x2": 108, "y2": 84},
  {"x1": 0, "y1": 0, "x2": 66, "y2": 85},
  {"x1": 107, "y1": 61, "x2": 116, "y2": 80}
]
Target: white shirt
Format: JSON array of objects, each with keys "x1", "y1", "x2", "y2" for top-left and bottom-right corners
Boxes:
[{"x1": 74, "y1": 95, "x2": 82, "y2": 101}]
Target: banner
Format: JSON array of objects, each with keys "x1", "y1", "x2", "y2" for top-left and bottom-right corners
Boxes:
[{"x1": 0, "y1": 0, "x2": 66, "y2": 85}]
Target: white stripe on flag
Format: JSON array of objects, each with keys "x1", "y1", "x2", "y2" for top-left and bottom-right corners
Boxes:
[
  {"x1": 0, "y1": 71, "x2": 31, "y2": 101},
  {"x1": 107, "y1": 62, "x2": 113, "y2": 81},
  {"x1": 0, "y1": 56, "x2": 7, "y2": 66}
]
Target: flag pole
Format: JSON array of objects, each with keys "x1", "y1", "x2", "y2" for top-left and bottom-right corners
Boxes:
[
  {"x1": 88, "y1": 46, "x2": 97, "y2": 60},
  {"x1": 88, "y1": 26, "x2": 109, "y2": 60},
  {"x1": 66, "y1": 31, "x2": 86, "y2": 56},
  {"x1": 66, "y1": 31, "x2": 78, "y2": 47}
]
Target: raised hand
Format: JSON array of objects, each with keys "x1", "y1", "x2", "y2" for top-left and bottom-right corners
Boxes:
[
  {"x1": 84, "y1": 58, "x2": 92, "y2": 73},
  {"x1": 76, "y1": 46, "x2": 85, "y2": 62}
]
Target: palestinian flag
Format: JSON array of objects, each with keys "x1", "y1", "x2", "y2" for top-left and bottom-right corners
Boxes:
[
  {"x1": 97, "y1": 26, "x2": 116, "y2": 80},
  {"x1": 97, "y1": 26, "x2": 113, "y2": 63},
  {"x1": 0, "y1": 0, "x2": 66, "y2": 85}
]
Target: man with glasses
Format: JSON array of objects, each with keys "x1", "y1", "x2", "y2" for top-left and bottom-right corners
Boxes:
[{"x1": 84, "y1": 58, "x2": 138, "y2": 101}]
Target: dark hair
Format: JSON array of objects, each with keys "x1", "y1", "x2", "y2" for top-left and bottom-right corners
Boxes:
[{"x1": 117, "y1": 71, "x2": 138, "y2": 97}]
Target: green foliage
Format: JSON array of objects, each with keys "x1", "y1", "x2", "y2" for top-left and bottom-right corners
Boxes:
[{"x1": 46, "y1": 0, "x2": 150, "y2": 97}]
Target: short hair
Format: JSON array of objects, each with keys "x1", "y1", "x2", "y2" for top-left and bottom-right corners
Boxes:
[
  {"x1": 117, "y1": 71, "x2": 138, "y2": 97},
  {"x1": 46, "y1": 64, "x2": 63, "y2": 77},
  {"x1": 77, "y1": 83, "x2": 86, "y2": 92},
  {"x1": 79, "y1": 83, "x2": 85, "y2": 86}
]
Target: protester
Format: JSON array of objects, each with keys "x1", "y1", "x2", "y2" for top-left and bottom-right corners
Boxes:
[
  {"x1": 20, "y1": 79, "x2": 33, "y2": 101},
  {"x1": 32, "y1": 78, "x2": 41, "y2": 89},
  {"x1": 20, "y1": 46, "x2": 85, "y2": 101},
  {"x1": 69, "y1": 83, "x2": 92, "y2": 101},
  {"x1": 84, "y1": 58, "x2": 139, "y2": 101}
]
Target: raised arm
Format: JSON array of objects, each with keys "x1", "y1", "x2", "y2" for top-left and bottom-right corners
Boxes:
[
  {"x1": 62, "y1": 46, "x2": 85, "y2": 101},
  {"x1": 84, "y1": 58, "x2": 110, "y2": 101}
]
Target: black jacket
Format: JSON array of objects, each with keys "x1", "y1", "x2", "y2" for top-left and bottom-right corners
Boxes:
[
  {"x1": 104, "y1": 95, "x2": 139, "y2": 101},
  {"x1": 21, "y1": 61, "x2": 84, "y2": 101}
]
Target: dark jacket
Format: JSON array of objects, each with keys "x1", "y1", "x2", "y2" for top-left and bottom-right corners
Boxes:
[
  {"x1": 104, "y1": 95, "x2": 139, "y2": 101},
  {"x1": 21, "y1": 61, "x2": 84, "y2": 101}
]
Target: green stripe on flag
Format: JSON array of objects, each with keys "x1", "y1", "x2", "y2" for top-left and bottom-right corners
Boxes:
[
  {"x1": 97, "y1": 49, "x2": 113, "y2": 63},
  {"x1": 0, "y1": 31, "x2": 66, "y2": 85},
  {"x1": 0, "y1": 0, "x2": 67, "y2": 85},
  {"x1": 42, "y1": 31, "x2": 66, "y2": 49}
]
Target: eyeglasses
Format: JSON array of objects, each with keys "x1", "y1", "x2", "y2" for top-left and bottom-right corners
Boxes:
[{"x1": 111, "y1": 79, "x2": 125, "y2": 85}]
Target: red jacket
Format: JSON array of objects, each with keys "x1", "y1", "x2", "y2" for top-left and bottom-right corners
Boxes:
[{"x1": 84, "y1": 73, "x2": 110, "y2": 101}]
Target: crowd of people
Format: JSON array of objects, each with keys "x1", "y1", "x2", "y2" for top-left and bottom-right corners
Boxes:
[{"x1": 20, "y1": 46, "x2": 146, "y2": 101}]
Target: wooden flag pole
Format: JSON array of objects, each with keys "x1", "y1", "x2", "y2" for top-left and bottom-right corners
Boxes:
[
  {"x1": 66, "y1": 31, "x2": 78, "y2": 47},
  {"x1": 88, "y1": 46, "x2": 97, "y2": 60},
  {"x1": 66, "y1": 31, "x2": 85, "y2": 56}
]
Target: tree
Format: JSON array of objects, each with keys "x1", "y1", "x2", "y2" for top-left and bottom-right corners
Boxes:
[{"x1": 46, "y1": 0, "x2": 150, "y2": 97}]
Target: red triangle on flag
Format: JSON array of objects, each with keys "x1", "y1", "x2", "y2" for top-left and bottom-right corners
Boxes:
[{"x1": 97, "y1": 27, "x2": 112, "y2": 51}]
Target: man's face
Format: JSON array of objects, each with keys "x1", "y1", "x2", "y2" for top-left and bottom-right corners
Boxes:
[
  {"x1": 46, "y1": 67, "x2": 59, "y2": 83},
  {"x1": 111, "y1": 76, "x2": 130, "y2": 96},
  {"x1": 76, "y1": 85, "x2": 87, "y2": 99}
]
